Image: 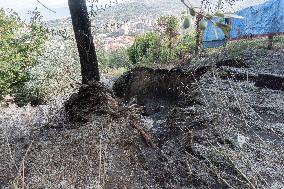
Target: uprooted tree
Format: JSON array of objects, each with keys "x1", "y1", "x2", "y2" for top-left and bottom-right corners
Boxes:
[{"x1": 68, "y1": 0, "x2": 100, "y2": 84}]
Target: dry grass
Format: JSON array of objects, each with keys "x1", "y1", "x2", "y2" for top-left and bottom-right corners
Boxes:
[
  {"x1": 0, "y1": 66, "x2": 284, "y2": 188},
  {"x1": 191, "y1": 69, "x2": 284, "y2": 188}
]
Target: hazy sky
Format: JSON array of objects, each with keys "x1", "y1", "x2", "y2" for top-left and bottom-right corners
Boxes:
[
  {"x1": 0, "y1": 0, "x2": 130, "y2": 11},
  {"x1": 0, "y1": 0, "x2": 269, "y2": 11},
  {"x1": 1, "y1": 0, "x2": 66, "y2": 10},
  {"x1": 0, "y1": 0, "x2": 268, "y2": 20}
]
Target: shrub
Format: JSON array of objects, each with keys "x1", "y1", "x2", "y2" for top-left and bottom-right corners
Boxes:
[
  {"x1": 14, "y1": 38, "x2": 132, "y2": 106},
  {"x1": 127, "y1": 15, "x2": 196, "y2": 66},
  {"x1": 13, "y1": 39, "x2": 81, "y2": 106},
  {"x1": 108, "y1": 48, "x2": 132, "y2": 69},
  {"x1": 127, "y1": 32, "x2": 160, "y2": 65},
  {"x1": 0, "y1": 8, "x2": 47, "y2": 102}
]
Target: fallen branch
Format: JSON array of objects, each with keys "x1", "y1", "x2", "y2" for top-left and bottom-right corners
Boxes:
[
  {"x1": 12, "y1": 141, "x2": 33, "y2": 188},
  {"x1": 129, "y1": 114, "x2": 156, "y2": 148}
]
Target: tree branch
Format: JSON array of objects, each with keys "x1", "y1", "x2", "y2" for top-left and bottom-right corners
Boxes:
[{"x1": 36, "y1": 0, "x2": 56, "y2": 13}]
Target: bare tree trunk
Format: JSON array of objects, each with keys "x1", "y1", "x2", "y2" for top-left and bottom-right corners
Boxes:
[
  {"x1": 268, "y1": 35, "x2": 274, "y2": 50},
  {"x1": 195, "y1": 14, "x2": 202, "y2": 57},
  {"x1": 68, "y1": 0, "x2": 100, "y2": 84}
]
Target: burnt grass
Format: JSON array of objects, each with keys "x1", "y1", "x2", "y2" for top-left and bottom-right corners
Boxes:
[{"x1": 1, "y1": 49, "x2": 284, "y2": 188}]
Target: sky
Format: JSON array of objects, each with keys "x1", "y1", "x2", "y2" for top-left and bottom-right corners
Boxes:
[
  {"x1": 0, "y1": 0, "x2": 269, "y2": 20},
  {"x1": 0, "y1": 0, "x2": 130, "y2": 20},
  {"x1": 0, "y1": 0, "x2": 268, "y2": 11},
  {"x1": 0, "y1": 0, "x2": 67, "y2": 10},
  {"x1": 0, "y1": 0, "x2": 130, "y2": 11}
]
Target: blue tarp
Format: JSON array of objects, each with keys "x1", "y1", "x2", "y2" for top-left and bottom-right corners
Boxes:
[{"x1": 203, "y1": 0, "x2": 284, "y2": 48}]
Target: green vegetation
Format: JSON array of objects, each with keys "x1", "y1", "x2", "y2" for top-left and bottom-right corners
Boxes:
[
  {"x1": 183, "y1": 16, "x2": 190, "y2": 29},
  {"x1": 127, "y1": 15, "x2": 195, "y2": 66},
  {"x1": 15, "y1": 40, "x2": 81, "y2": 106},
  {"x1": 12, "y1": 13, "x2": 195, "y2": 106},
  {"x1": 11, "y1": 38, "x2": 132, "y2": 106},
  {"x1": 4, "y1": 14, "x2": 194, "y2": 106},
  {"x1": 0, "y1": 8, "x2": 47, "y2": 103},
  {"x1": 127, "y1": 32, "x2": 160, "y2": 65},
  {"x1": 98, "y1": 47, "x2": 132, "y2": 73}
]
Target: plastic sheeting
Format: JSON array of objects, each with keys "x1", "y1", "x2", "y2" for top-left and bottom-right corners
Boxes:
[{"x1": 203, "y1": 0, "x2": 284, "y2": 48}]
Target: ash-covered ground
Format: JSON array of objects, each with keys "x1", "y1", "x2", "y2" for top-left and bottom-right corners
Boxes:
[{"x1": 1, "y1": 49, "x2": 284, "y2": 189}]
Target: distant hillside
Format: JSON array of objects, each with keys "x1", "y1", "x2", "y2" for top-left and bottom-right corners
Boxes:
[
  {"x1": 18, "y1": 0, "x2": 268, "y2": 22},
  {"x1": 95, "y1": 0, "x2": 186, "y2": 20},
  {"x1": 43, "y1": 0, "x2": 270, "y2": 32},
  {"x1": 45, "y1": 0, "x2": 186, "y2": 26}
]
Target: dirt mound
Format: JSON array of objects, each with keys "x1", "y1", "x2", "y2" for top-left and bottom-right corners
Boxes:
[
  {"x1": 113, "y1": 67, "x2": 192, "y2": 104},
  {"x1": 65, "y1": 82, "x2": 122, "y2": 123},
  {"x1": 113, "y1": 67, "x2": 206, "y2": 117}
]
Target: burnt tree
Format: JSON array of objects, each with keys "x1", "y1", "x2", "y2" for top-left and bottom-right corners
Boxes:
[{"x1": 68, "y1": 0, "x2": 100, "y2": 84}]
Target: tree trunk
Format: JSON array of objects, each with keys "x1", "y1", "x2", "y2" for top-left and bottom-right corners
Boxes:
[
  {"x1": 268, "y1": 35, "x2": 274, "y2": 50},
  {"x1": 195, "y1": 14, "x2": 202, "y2": 56},
  {"x1": 68, "y1": 0, "x2": 100, "y2": 84}
]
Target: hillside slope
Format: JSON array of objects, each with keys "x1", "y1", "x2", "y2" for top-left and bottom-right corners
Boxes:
[{"x1": 1, "y1": 48, "x2": 284, "y2": 188}]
